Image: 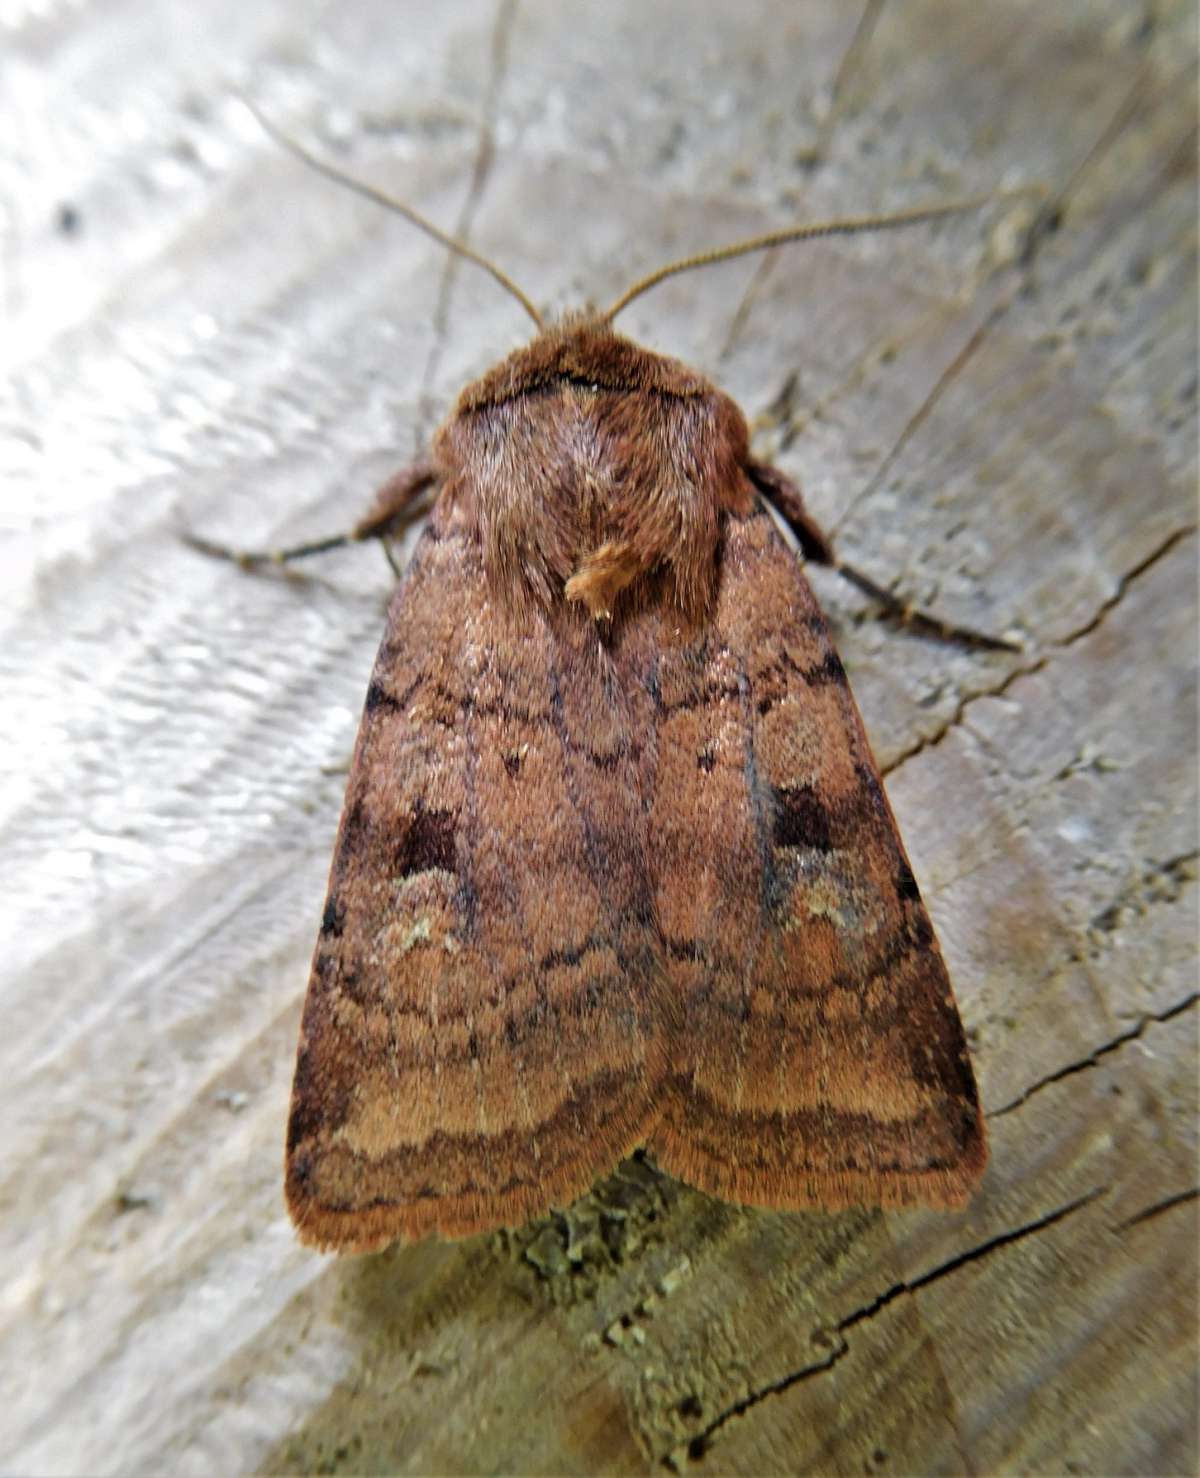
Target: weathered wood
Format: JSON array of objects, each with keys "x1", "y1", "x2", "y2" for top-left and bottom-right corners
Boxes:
[{"x1": 1, "y1": 2, "x2": 1195, "y2": 1474}]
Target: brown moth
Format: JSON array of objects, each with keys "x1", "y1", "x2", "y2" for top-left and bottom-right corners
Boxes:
[{"x1": 202, "y1": 119, "x2": 1009, "y2": 1254}]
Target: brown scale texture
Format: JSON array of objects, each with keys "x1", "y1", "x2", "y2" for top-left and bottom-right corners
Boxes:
[{"x1": 285, "y1": 317, "x2": 986, "y2": 1253}]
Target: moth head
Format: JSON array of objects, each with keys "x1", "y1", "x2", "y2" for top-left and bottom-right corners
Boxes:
[{"x1": 435, "y1": 317, "x2": 753, "y2": 628}]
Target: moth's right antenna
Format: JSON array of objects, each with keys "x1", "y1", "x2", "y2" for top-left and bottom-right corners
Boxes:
[
  {"x1": 603, "y1": 191, "x2": 1043, "y2": 323},
  {"x1": 241, "y1": 97, "x2": 544, "y2": 329}
]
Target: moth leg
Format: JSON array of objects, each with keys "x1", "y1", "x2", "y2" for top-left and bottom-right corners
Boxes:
[
  {"x1": 748, "y1": 461, "x2": 1021, "y2": 653},
  {"x1": 183, "y1": 459, "x2": 439, "y2": 571}
]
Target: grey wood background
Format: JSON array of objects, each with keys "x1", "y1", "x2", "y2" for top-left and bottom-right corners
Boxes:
[{"x1": 2, "y1": 1, "x2": 1196, "y2": 1473}]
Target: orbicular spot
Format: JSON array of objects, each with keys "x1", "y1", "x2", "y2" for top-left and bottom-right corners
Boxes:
[
  {"x1": 772, "y1": 783, "x2": 832, "y2": 851},
  {"x1": 394, "y1": 803, "x2": 456, "y2": 878},
  {"x1": 697, "y1": 747, "x2": 717, "y2": 773}
]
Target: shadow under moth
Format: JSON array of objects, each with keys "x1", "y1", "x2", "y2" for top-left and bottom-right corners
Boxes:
[{"x1": 200, "y1": 119, "x2": 1013, "y2": 1254}]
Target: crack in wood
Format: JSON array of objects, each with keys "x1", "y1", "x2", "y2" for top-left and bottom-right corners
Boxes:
[
  {"x1": 666, "y1": 1187, "x2": 1106, "y2": 1467},
  {"x1": 665, "y1": 1339, "x2": 848, "y2": 1469},
  {"x1": 837, "y1": 1185, "x2": 1107, "y2": 1334},
  {"x1": 990, "y1": 991, "x2": 1199, "y2": 1118},
  {"x1": 881, "y1": 655, "x2": 1045, "y2": 777},
  {"x1": 1054, "y1": 525, "x2": 1197, "y2": 649},
  {"x1": 883, "y1": 523, "x2": 1195, "y2": 780},
  {"x1": 1114, "y1": 1186, "x2": 1199, "y2": 1233}
]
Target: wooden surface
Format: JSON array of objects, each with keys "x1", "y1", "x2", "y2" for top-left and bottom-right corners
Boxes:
[{"x1": 2, "y1": 2, "x2": 1196, "y2": 1473}]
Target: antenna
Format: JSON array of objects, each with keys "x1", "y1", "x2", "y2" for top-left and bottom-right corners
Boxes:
[
  {"x1": 241, "y1": 97, "x2": 543, "y2": 328},
  {"x1": 603, "y1": 191, "x2": 1040, "y2": 322}
]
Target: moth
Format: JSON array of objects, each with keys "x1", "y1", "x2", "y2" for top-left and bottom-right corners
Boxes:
[{"x1": 197, "y1": 118, "x2": 1014, "y2": 1254}]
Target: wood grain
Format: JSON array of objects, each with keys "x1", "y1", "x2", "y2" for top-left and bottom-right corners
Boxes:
[{"x1": 1, "y1": 1, "x2": 1195, "y2": 1473}]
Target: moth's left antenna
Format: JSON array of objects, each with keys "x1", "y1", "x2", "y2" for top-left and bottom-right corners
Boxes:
[{"x1": 240, "y1": 96, "x2": 544, "y2": 328}]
